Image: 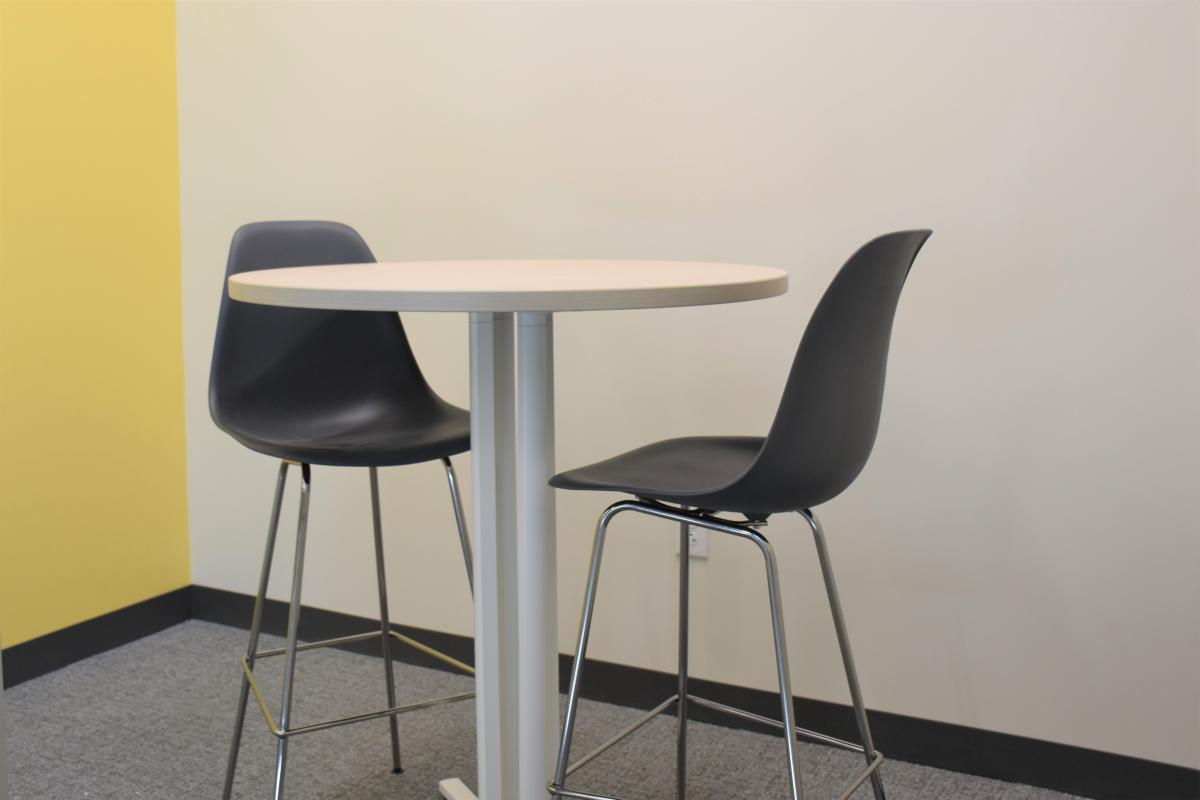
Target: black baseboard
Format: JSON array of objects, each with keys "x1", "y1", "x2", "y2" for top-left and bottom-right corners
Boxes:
[
  {"x1": 188, "y1": 585, "x2": 475, "y2": 674},
  {"x1": 1, "y1": 586, "x2": 191, "y2": 689},
  {"x1": 4, "y1": 584, "x2": 1197, "y2": 800}
]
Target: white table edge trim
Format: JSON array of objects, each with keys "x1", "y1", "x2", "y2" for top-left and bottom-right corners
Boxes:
[{"x1": 228, "y1": 273, "x2": 788, "y2": 313}]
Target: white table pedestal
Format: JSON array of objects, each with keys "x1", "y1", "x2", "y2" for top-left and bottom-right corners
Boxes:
[
  {"x1": 443, "y1": 312, "x2": 559, "y2": 800},
  {"x1": 516, "y1": 312, "x2": 560, "y2": 800}
]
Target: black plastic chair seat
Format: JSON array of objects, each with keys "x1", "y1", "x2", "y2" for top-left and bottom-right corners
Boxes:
[
  {"x1": 550, "y1": 436, "x2": 764, "y2": 509},
  {"x1": 551, "y1": 230, "x2": 932, "y2": 518},
  {"x1": 219, "y1": 401, "x2": 469, "y2": 468},
  {"x1": 210, "y1": 221, "x2": 471, "y2": 469}
]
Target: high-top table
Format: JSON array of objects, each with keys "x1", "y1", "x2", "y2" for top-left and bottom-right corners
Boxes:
[{"x1": 228, "y1": 260, "x2": 788, "y2": 800}]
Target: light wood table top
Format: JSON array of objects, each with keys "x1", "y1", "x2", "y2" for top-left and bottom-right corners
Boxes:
[{"x1": 228, "y1": 259, "x2": 788, "y2": 313}]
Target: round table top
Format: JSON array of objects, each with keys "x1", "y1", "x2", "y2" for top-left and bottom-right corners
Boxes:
[{"x1": 227, "y1": 259, "x2": 788, "y2": 313}]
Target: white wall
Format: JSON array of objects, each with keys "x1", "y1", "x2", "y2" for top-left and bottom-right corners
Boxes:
[{"x1": 177, "y1": 1, "x2": 1199, "y2": 769}]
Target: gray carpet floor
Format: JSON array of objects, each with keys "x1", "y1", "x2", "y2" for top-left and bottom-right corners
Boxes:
[{"x1": 4, "y1": 620, "x2": 1083, "y2": 799}]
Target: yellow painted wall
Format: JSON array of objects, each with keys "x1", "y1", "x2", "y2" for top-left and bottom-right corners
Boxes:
[{"x1": 0, "y1": 0, "x2": 189, "y2": 646}]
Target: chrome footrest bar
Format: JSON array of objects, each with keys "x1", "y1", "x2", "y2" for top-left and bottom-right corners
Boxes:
[
  {"x1": 832, "y1": 752, "x2": 884, "y2": 800},
  {"x1": 552, "y1": 787, "x2": 634, "y2": 800},
  {"x1": 255, "y1": 630, "x2": 381, "y2": 659},
  {"x1": 686, "y1": 695, "x2": 865, "y2": 753},
  {"x1": 686, "y1": 695, "x2": 884, "y2": 800},
  {"x1": 389, "y1": 630, "x2": 475, "y2": 676},
  {"x1": 253, "y1": 629, "x2": 475, "y2": 676},
  {"x1": 564, "y1": 695, "x2": 678, "y2": 777},
  {"x1": 548, "y1": 692, "x2": 884, "y2": 800},
  {"x1": 241, "y1": 629, "x2": 475, "y2": 739}
]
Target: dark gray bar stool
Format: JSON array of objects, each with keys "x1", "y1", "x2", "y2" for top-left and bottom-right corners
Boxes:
[
  {"x1": 548, "y1": 230, "x2": 932, "y2": 800},
  {"x1": 210, "y1": 221, "x2": 475, "y2": 800}
]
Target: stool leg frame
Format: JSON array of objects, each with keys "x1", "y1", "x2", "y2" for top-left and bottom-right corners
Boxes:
[
  {"x1": 222, "y1": 460, "x2": 290, "y2": 800},
  {"x1": 273, "y1": 462, "x2": 311, "y2": 800},
  {"x1": 222, "y1": 458, "x2": 477, "y2": 799},
  {"x1": 370, "y1": 467, "x2": 404, "y2": 774},
  {"x1": 442, "y1": 457, "x2": 475, "y2": 597},
  {"x1": 676, "y1": 514, "x2": 689, "y2": 800},
  {"x1": 549, "y1": 500, "x2": 885, "y2": 800},
  {"x1": 803, "y1": 510, "x2": 886, "y2": 800}
]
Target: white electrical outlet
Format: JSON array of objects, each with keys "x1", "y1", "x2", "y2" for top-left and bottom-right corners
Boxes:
[{"x1": 678, "y1": 524, "x2": 710, "y2": 559}]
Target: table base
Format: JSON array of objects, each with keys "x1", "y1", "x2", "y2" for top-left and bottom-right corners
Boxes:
[
  {"x1": 441, "y1": 311, "x2": 560, "y2": 800},
  {"x1": 438, "y1": 778, "x2": 478, "y2": 800}
]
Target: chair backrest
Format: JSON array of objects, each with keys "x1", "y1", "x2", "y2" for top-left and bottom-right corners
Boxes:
[
  {"x1": 717, "y1": 230, "x2": 931, "y2": 514},
  {"x1": 209, "y1": 221, "x2": 431, "y2": 434}
]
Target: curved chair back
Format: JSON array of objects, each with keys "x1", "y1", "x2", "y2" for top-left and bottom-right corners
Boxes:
[
  {"x1": 719, "y1": 230, "x2": 931, "y2": 513},
  {"x1": 209, "y1": 221, "x2": 432, "y2": 436}
]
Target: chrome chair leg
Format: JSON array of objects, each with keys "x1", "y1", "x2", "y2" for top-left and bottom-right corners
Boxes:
[
  {"x1": 222, "y1": 460, "x2": 289, "y2": 800},
  {"x1": 756, "y1": 533, "x2": 804, "y2": 800},
  {"x1": 803, "y1": 511, "x2": 886, "y2": 800},
  {"x1": 273, "y1": 463, "x2": 312, "y2": 800},
  {"x1": 553, "y1": 502, "x2": 617, "y2": 788},
  {"x1": 442, "y1": 457, "x2": 474, "y2": 597},
  {"x1": 676, "y1": 516, "x2": 690, "y2": 800},
  {"x1": 369, "y1": 467, "x2": 404, "y2": 774}
]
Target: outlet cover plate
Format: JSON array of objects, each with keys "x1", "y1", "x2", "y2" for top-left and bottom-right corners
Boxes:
[{"x1": 679, "y1": 524, "x2": 709, "y2": 559}]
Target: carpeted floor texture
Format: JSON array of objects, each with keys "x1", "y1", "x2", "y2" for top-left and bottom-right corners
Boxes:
[{"x1": 5, "y1": 620, "x2": 1084, "y2": 799}]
